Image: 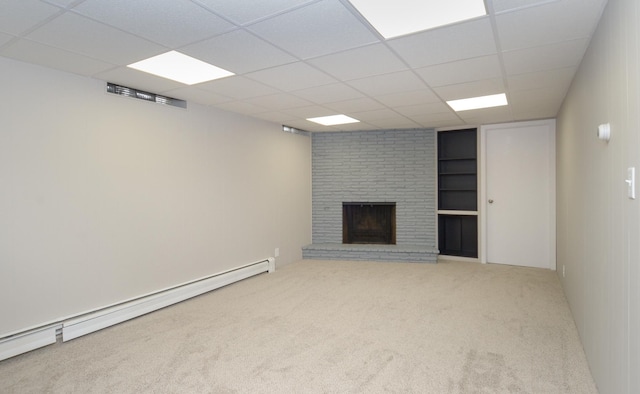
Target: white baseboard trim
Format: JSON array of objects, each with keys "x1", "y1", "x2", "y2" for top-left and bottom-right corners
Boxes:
[
  {"x1": 0, "y1": 325, "x2": 58, "y2": 361},
  {"x1": 0, "y1": 258, "x2": 275, "y2": 360},
  {"x1": 63, "y1": 258, "x2": 274, "y2": 341}
]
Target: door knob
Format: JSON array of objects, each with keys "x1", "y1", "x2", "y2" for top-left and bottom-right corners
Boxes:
[{"x1": 488, "y1": 199, "x2": 494, "y2": 204}]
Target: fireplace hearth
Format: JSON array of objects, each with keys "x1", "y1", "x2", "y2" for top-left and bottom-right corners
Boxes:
[{"x1": 343, "y1": 202, "x2": 396, "y2": 244}]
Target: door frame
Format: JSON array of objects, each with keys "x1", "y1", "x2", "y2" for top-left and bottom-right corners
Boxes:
[{"x1": 479, "y1": 119, "x2": 556, "y2": 270}]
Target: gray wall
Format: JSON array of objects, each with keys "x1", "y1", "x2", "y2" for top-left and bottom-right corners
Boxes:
[
  {"x1": 556, "y1": 0, "x2": 639, "y2": 392},
  {"x1": 0, "y1": 56, "x2": 312, "y2": 337},
  {"x1": 311, "y1": 130, "x2": 436, "y2": 248}
]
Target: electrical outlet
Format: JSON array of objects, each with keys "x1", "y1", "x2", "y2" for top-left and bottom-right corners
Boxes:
[
  {"x1": 562, "y1": 265, "x2": 565, "y2": 278},
  {"x1": 275, "y1": 248, "x2": 279, "y2": 257}
]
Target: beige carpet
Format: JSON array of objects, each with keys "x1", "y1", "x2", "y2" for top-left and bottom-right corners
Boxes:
[{"x1": 0, "y1": 259, "x2": 597, "y2": 393}]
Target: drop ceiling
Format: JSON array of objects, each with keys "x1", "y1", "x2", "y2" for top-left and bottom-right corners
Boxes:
[{"x1": 0, "y1": 0, "x2": 607, "y2": 131}]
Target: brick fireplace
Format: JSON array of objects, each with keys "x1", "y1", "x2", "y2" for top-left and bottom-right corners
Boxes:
[{"x1": 302, "y1": 129, "x2": 438, "y2": 263}]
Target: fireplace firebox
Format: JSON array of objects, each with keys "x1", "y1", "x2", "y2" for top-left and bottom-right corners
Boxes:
[{"x1": 343, "y1": 202, "x2": 396, "y2": 244}]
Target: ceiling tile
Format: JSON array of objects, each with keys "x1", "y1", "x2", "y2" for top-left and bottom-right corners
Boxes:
[
  {"x1": 511, "y1": 108, "x2": 557, "y2": 121},
  {"x1": 496, "y1": 0, "x2": 605, "y2": 51},
  {"x1": 181, "y1": 30, "x2": 296, "y2": 75},
  {"x1": 195, "y1": 0, "x2": 316, "y2": 25},
  {"x1": 375, "y1": 89, "x2": 441, "y2": 107},
  {"x1": 502, "y1": 38, "x2": 589, "y2": 75},
  {"x1": 73, "y1": 0, "x2": 236, "y2": 48},
  {"x1": 323, "y1": 97, "x2": 386, "y2": 113},
  {"x1": 461, "y1": 112, "x2": 516, "y2": 126},
  {"x1": 347, "y1": 70, "x2": 427, "y2": 97},
  {"x1": 509, "y1": 87, "x2": 566, "y2": 117},
  {"x1": 198, "y1": 76, "x2": 280, "y2": 99},
  {"x1": 26, "y1": 12, "x2": 165, "y2": 65},
  {"x1": 365, "y1": 117, "x2": 421, "y2": 129},
  {"x1": 251, "y1": 111, "x2": 297, "y2": 123},
  {"x1": 95, "y1": 66, "x2": 185, "y2": 93},
  {"x1": 426, "y1": 120, "x2": 467, "y2": 129},
  {"x1": 1, "y1": 38, "x2": 114, "y2": 76},
  {"x1": 291, "y1": 83, "x2": 364, "y2": 104},
  {"x1": 41, "y1": 0, "x2": 79, "y2": 7},
  {"x1": 248, "y1": 0, "x2": 379, "y2": 59},
  {"x1": 432, "y1": 78, "x2": 505, "y2": 101},
  {"x1": 0, "y1": 0, "x2": 61, "y2": 35},
  {"x1": 308, "y1": 43, "x2": 407, "y2": 81},
  {"x1": 395, "y1": 102, "x2": 452, "y2": 117},
  {"x1": 406, "y1": 111, "x2": 462, "y2": 128},
  {"x1": 0, "y1": 0, "x2": 606, "y2": 131},
  {"x1": 214, "y1": 100, "x2": 270, "y2": 115},
  {"x1": 348, "y1": 108, "x2": 406, "y2": 122},
  {"x1": 416, "y1": 55, "x2": 502, "y2": 87},
  {"x1": 0, "y1": 32, "x2": 16, "y2": 47},
  {"x1": 388, "y1": 18, "x2": 497, "y2": 68},
  {"x1": 245, "y1": 93, "x2": 313, "y2": 111},
  {"x1": 245, "y1": 62, "x2": 336, "y2": 91},
  {"x1": 492, "y1": 0, "x2": 556, "y2": 14},
  {"x1": 507, "y1": 66, "x2": 576, "y2": 92},
  {"x1": 281, "y1": 105, "x2": 337, "y2": 119},
  {"x1": 331, "y1": 122, "x2": 377, "y2": 131}
]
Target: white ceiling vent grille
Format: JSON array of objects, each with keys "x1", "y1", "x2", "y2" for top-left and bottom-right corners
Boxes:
[{"x1": 106, "y1": 82, "x2": 186, "y2": 108}]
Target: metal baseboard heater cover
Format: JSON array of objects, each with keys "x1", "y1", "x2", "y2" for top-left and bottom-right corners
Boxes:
[
  {"x1": 0, "y1": 258, "x2": 275, "y2": 361},
  {"x1": 0, "y1": 326, "x2": 57, "y2": 362}
]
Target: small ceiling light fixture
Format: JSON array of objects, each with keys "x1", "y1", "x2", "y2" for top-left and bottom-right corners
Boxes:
[
  {"x1": 128, "y1": 51, "x2": 234, "y2": 85},
  {"x1": 447, "y1": 93, "x2": 508, "y2": 112},
  {"x1": 307, "y1": 114, "x2": 360, "y2": 126},
  {"x1": 349, "y1": 0, "x2": 487, "y2": 39}
]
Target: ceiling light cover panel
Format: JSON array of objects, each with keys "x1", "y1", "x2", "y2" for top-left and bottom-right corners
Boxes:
[
  {"x1": 349, "y1": 0, "x2": 487, "y2": 38},
  {"x1": 447, "y1": 93, "x2": 508, "y2": 111},
  {"x1": 128, "y1": 51, "x2": 234, "y2": 85},
  {"x1": 307, "y1": 114, "x2": 360, "y2": 126}
]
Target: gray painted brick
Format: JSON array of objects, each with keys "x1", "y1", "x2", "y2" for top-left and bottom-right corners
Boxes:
[{"x1": 306, "y1": 129, "x2": 437, "y2": 262}]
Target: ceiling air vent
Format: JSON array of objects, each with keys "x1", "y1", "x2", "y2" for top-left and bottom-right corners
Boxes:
[{"x1": 106, "y1": 82, "x2": 186, "y2": 109}]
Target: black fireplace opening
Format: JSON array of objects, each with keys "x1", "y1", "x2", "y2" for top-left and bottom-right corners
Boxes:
[{"x1": 343, "y1": 202, "x2": 396, "y2": 245}]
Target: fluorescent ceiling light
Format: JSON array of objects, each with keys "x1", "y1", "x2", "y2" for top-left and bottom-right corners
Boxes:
[
  {"x1": 307, "y1": 115, "x2": 360, "y2": 126},
  {"x1": 349, "y1": 0, "x2": 487, "y2": 39},
  {"x1": 128, "y1": 51, "x2": 234, "y2": 85},
  {"x1": 447, "y1": 93, "x2": 508, "y2": 112}
]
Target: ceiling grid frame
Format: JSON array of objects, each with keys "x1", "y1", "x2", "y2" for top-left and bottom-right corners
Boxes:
[{"x1": 0, "y1": 0, "x2": 609, "y2": 131}]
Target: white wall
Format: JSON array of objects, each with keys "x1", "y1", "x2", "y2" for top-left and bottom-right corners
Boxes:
[
  {"x1": 0, "y1": 56, "x2": 312, "y2": 337},
  {"x1": 556, "y1": 0, "x2": 639, "y2": 392}
]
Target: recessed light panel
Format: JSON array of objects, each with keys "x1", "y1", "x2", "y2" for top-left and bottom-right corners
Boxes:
[
  {"x1": 307, "y1": 114, "x2": 360, "y2": 126},
  {"x1": 349, "y1": 0, "x2": 487, "y2": 39},
  {"x1": 128, "y1": 51, "x2": 234, "y2": 85},
  {"x1": 447, "y1": 93, "x2": 508, "y2": 111}
]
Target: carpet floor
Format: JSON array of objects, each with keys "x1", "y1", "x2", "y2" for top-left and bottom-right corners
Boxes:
[{"x1": 0, "y1": 259, "x2": 597, "y2": 393}]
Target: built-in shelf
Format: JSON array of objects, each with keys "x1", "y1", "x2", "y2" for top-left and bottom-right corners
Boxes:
[
  {"x1": 438, "y1": 214, "x2": 478, "y2": 257},
  {"x1": 437, "y1": 157, "x2": 477, "y2": 161},
  {"x1": 437, "y1": 129, "x2": 478, "y2": 258}
]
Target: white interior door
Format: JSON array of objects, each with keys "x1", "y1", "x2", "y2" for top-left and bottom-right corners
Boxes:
[{"x1": 482, "y1": 120, "x2": 555, "y2": 269}]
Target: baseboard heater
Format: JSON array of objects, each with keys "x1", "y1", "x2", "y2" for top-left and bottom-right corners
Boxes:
[
  {"x1": 0, "y1": 325, "x2": 58, "y2": 362},
  {"x1": 0, "y1": 258, "x2": 275, "y2": 361}
]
